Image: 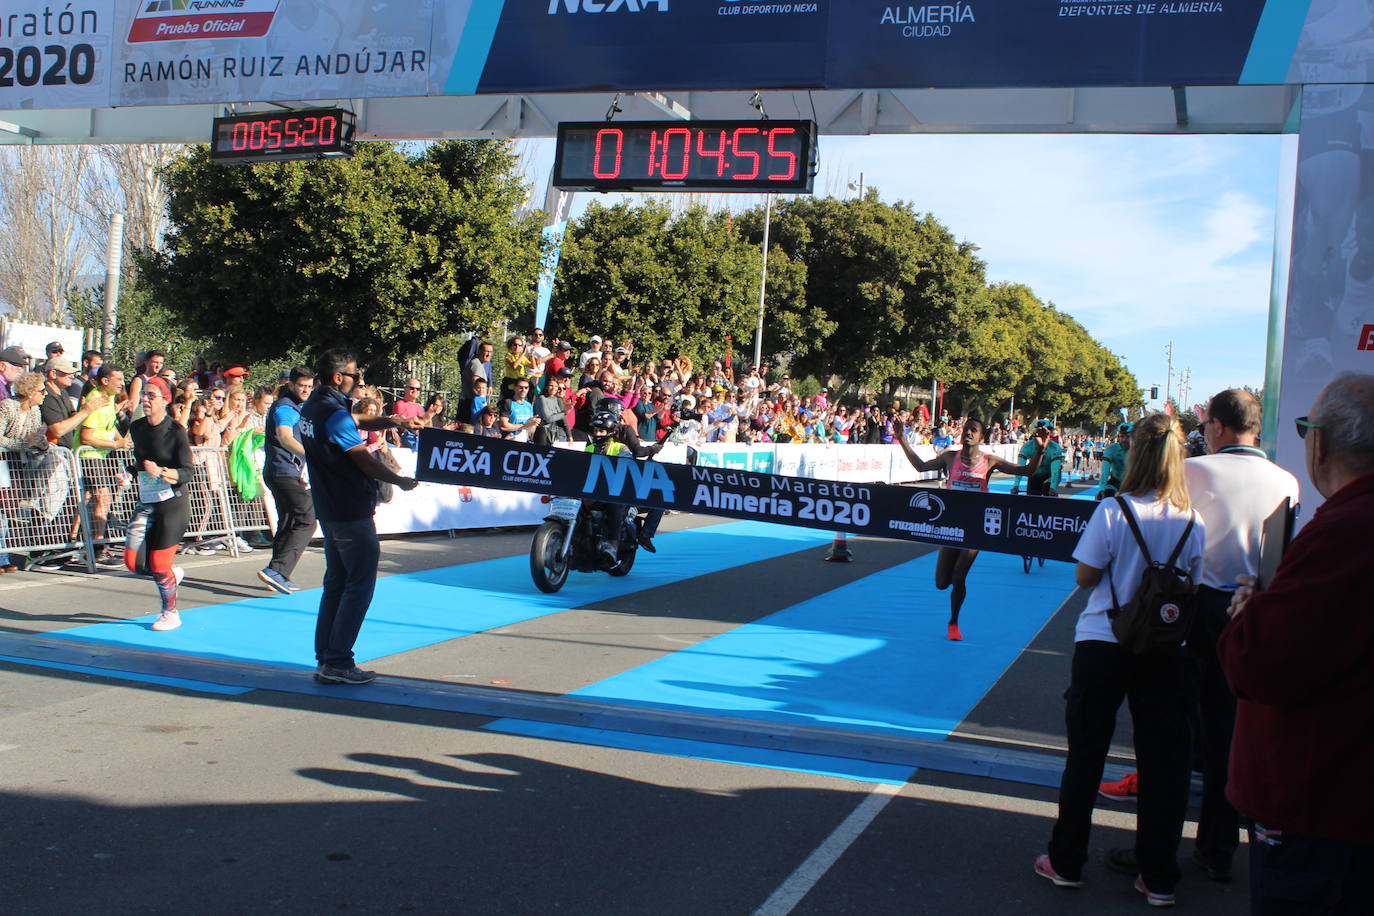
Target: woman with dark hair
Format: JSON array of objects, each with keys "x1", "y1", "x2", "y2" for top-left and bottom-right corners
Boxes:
[
  {"x1": 1034, "y1": 412, "x2": 1204, "y2": 907},
  {"x1": 893, "y1": 416, "x2": 1049, "y2": 640},
  {"x1": 125, "y1": 376, "x2": 194, "y2": 631},
  {"x1": 424, "y1": 393, "x2": 448, "y2": 428}
]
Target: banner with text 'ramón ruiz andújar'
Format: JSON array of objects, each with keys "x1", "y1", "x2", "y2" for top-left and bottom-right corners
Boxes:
[{"x1": 416, "y1": 429, "x2": 1094, "y2": 562}]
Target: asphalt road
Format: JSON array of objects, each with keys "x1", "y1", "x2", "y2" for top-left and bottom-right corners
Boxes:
[{"x1": 0, "y1": 516, "x2": 1251, "y2": 916}]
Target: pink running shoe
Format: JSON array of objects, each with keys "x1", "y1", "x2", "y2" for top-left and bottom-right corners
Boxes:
[{"x1": 1033, "y1": 854, "x2": 1082, "y2": 888}]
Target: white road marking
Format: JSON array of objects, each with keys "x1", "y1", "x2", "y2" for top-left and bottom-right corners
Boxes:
[{"x1": 752, "y1": 782, "x2": 903, "y2": 916}]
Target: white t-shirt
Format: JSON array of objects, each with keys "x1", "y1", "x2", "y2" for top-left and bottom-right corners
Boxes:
[
  {"x1": 1072, "y1": 494, "x2": 1206, "y2": 643},
  {"x1": 1183, "y1": 449, "x2": 1300, "y2": 589},
  {"x1": 579, "y1": 348, "x2": 601, "y2": 369}
]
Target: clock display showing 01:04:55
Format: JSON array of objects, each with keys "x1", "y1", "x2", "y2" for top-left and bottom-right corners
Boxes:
[{"x1": 553, "y1": 120, "x2": 816, "y2": 192}]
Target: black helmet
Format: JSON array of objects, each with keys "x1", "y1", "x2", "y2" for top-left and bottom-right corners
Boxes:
[{"x1": 590, "y1": 399, "x2": 621, "y2": 435}]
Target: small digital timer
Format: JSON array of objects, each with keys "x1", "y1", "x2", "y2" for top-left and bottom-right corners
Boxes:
[
  {"x1": 210, "y1": 108, "x2": 356, "y2": 164},
  {"x1": 553, "y1": 120, "x2": 816, "y2": 193}
]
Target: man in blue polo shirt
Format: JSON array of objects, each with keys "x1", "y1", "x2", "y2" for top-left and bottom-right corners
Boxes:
[
  {"x1": 259, "y1": 367, "x2": 315, "y2": 595},
  {"x1": 299, "y1": 349, "x2": 424, "y2": 686}
]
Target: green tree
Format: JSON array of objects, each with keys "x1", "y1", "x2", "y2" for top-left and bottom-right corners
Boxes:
[
  {"x1": 763, "y1": 194, "x2": 988, "y2": 394},
  {"x1": 138, "y1": 140, "x2": 539, "y2": 374},
  {"x1": 551, "y1": 202, "x2": 769, "y2": 368}
]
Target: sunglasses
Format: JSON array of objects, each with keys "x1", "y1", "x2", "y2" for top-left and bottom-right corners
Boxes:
[
  {"x1": 1294, "y1": 416, "x2": 1320, "y2": 439},
  {"x1": 406, "y1": 385, "x2": 421, "y2": 390}
]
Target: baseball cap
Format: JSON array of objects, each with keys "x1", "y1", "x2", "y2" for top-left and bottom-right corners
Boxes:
[
  {"x1": 0, "y1": 345, "x2": 28, "y2": 366},
  {"x1": 589, "y1": 335, "x2": 602, "y2": 344},
  {"x1": 223, "y1": 366, "x2": 249, "y2": 378},
  {"x1": 44, "y1": 356, "x2": 80, "y2": 375},
  {"x1": 45, "y1": 340, "x2": 64, "y2": 355},
  {"x1": 615, "y1": 347, "x2": 627, "y2": 354},
  {"x1": 555, "y1": 341, "x2": 573, "y2": 352},
  {"x1": 143, "y1": 376, "x2": 173, "y2": 401},
  {"x1": 556, "y1": 367, "x2": 575, "y2": 378},
  {"x1": 1118, "y1": 422, "x2": 1134, "y2": 434}
]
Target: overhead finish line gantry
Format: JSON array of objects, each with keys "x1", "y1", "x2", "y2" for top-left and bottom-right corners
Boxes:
[
  {"x1": 1, "y1": 0, "x2": 1368, "y2": 513},
  {"x1": 0, "y1": 1, "x2": 1317, "y2": 142}
]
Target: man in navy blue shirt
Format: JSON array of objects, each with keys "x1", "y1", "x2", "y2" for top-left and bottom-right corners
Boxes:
[
  {"x1": 299, "y1": 349, "x2": 423, "y2": 685},
  {"x1": 259, "y1": 367, "x2": 315, "y2": 595}
]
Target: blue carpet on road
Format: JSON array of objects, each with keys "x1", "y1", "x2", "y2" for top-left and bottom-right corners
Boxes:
[
  {"x1": 48, "y1": 522, "x2": 834, "y2": 668},
  {"x1": 490, "y1": 548, "x2": 1078, "y2": 783}
]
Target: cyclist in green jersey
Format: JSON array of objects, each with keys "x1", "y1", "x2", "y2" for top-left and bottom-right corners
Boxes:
[
  {"x1": 1096, "y1": 422, "x2": 1134, "y2": 499},
  {"x1": 1011, "y1": 419, "x2": 1064, "y2": 496}
]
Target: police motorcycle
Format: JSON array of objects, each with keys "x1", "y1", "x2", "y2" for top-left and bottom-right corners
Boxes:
[{"x1": 529, "y1": 403, "x2": 645, "y2": 593}]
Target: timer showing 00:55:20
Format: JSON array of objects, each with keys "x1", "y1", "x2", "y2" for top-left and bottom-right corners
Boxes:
[
  {"x1": 209, "y1": 108, "x2": 357, "y2": 163},
  {"x1": 553, "y1": 120, "x2": 816, "y2": 193}
]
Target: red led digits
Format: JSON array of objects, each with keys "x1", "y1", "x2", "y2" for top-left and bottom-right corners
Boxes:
[
  {"x1": 696, "y1": 129, "x2": 728, "y2": 177},
  {"x1": 660, "y1": 127, "x2": 692, "y2": 180},
  {"x1": 551, "y1": 120, "x2": 813, "y2": 192},
  {"x1": 593, "y1": 128, "x2": 624, "y2": 179},
  {"x1": 767, "y1": 127, "x2": 798, "y2": 180},
  {"x1": 211, "y1": 108, "x2": 355, "y2": 163},
  {"x1": 731, "y1": 127, "x2": 761, "y2": 180}
]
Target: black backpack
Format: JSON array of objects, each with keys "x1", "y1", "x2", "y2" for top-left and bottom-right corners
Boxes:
[{"x1": 1106, "y1": 496, "x2": 1198, "y2": 655}]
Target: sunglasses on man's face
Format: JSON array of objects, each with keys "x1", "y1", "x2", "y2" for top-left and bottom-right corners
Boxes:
[{"x1": 1294, "y1": 416, "x2": 1320, "y2": 439}]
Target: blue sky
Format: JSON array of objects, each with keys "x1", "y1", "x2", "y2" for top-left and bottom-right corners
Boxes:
[{"x1": 525, "y1": 133, "x2": 1289, "y2": 413}]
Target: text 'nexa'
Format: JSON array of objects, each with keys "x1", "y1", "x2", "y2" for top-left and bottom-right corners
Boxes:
[
  {"x1": 584, "y1": 455, "x2": 676, "y2": 502},
  {"x1": 549, "y1": 0, "x2": 669, "y2": 13},
  {"x1": 429, "y1": 443, "x2": 491, "y2": 475}
]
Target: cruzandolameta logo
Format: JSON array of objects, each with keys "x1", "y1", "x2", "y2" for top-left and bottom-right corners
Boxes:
[
  {"x1": 128, "y1": 0, "x2": 281, "y2": 43},
  {"x1": 881, "y1": 3, "x2": 976, "y2": 39}
]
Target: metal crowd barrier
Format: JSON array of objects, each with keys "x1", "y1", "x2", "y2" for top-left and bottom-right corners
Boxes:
[{"x1": 0, "y1": 445, "x2": 272, "y2": 574}]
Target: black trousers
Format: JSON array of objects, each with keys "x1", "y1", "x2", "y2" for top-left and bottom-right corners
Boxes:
[
  {"x1": 1250, "y1": 827, "x2": 1374, "y2": 915},
  {"x1": 1048, "y1": 640, "x2": 1191, "y2": 892},
  {"x1": 265, "y1": 475, "x2": 315, "y2": 579},
  {"x1": 1189, "y1": 586, "x2": 1240, "y2": 870}
]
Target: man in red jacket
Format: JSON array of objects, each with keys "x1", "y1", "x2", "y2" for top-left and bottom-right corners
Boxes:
[{"x1": 1219, "y1": 372, "x2": 1374, "y2": 915}]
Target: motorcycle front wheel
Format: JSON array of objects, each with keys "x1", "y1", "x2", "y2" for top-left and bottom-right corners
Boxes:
[{"x1": 530, "y1": 521, "x2": 570, "y2": 593}]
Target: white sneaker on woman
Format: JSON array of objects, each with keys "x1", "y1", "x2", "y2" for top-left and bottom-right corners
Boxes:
[{"x1": 151, "y1": 610, "x2": 181, "y2": 631}]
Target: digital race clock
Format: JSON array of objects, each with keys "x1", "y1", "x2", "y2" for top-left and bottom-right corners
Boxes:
[
  {"x1": 209, "y1": 108, "x2": 357, "y2": 164},
  {"x1": 553, "y1": 120, "x2": 816, "y2": 193}
]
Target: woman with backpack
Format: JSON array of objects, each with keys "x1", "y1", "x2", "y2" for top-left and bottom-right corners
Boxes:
[{"x1": 1034, "y1": 412, "x2": 1205, "y2": 908}]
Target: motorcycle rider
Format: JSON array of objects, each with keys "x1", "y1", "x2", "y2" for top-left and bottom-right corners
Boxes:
[{"x1": 586, "y1": 398, "x2": 666, "y2": 562}]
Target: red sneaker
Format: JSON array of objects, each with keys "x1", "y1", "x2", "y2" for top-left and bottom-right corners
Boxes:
[
  {"x1": 947, "y1": 624, "x2": 963, "y2": 641},
  {"x1": 1099, "y1": 771, "x2": 1139, "y2": 801}
]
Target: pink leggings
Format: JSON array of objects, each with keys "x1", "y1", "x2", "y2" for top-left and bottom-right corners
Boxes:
[{"x1": 124, "y1": 500, "x2": 186, "y2": 612}]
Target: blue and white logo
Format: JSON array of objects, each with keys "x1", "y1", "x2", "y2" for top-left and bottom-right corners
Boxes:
[{"x1": 908, "y1": 490, "x2": 945, "y2": 523}]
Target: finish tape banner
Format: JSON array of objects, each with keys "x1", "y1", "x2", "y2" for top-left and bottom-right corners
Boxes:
[{"x1": 416, "y1": 429, "x2": 1095, "y2": 562}]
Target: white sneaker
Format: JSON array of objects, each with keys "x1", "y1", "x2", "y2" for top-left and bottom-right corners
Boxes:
[
  {"x1": 234, "y1": 536, "x2": 254, "y2": 552},
  {"x1": 151, "y1": 610, "x2": 181, "y2": 631}
]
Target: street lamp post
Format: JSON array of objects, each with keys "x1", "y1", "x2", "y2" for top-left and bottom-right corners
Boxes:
[{"x1": 753, "y1": 193, "x2": 773, "y2": 369}]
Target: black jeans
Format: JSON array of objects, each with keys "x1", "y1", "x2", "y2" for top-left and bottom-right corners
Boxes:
[
  {"x1": 265, "y1": 475, "x2": 315, "y2": 579},
  {"x1": 1249, "y1": 827, "x2": 1374, "y2": 915},
  {"x1": 1048, "y1": 640, "x2": 1191, "y2": 892},
  {"x1": 1189, "y1": 586, "x2": 1240, "y2": 870},
  {"x1": 314, "y1": 518, "x2": 380, "y2": 669}
]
